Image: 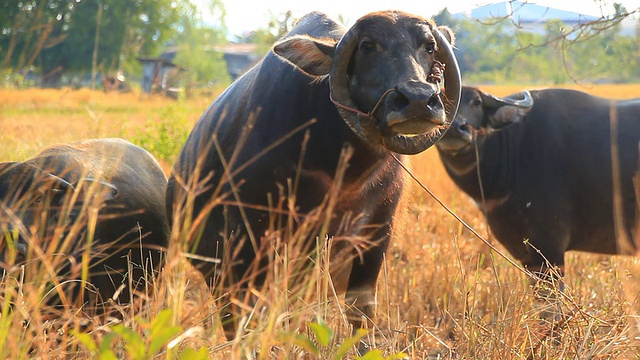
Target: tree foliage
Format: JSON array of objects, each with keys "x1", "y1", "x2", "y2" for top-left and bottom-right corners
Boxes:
[
  {"x1": 1, "y1": 2, "x2": 638, "y2": 88},
  {"x1": 239, "y1": 10, "x2": 296, "y2": 56},
  {"x1": 433, "y1": 6, "x2": 640, "y2": 84},
  {"x1": 172, "y1": 0, "x2": 230, "y2": 87},
  {"x1": 0, "y1": 0, "x2": 230, "y2": 88}
]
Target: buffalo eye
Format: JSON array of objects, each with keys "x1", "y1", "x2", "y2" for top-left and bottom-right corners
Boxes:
[
  {"x1": 359, "y1": 39, "x2": 376, "y2": 54},
  {"x1": 471, "y1": 98, "x2": 482, "y2": 107},
  {"x1": 422, "y1": 42, "x2": 436, "y2": 55},
  {"x1": 33, "y1": 191, "x2": 43, "y2": 203}
]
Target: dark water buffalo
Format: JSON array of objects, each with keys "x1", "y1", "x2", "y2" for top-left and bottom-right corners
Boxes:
[
  {"x1": 436, "y1": 86, "x2": 639, "y2": 290},
  {"x1": 0, "y1": 138, "x2": 169, "y2": 311},
  {"x1": 167, "y1": 10, "x2": 461, "y2": 337}
]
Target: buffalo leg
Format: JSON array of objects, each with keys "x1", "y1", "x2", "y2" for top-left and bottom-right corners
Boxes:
[
  {"x1": 522, "y1": 244, "x2": 566, "y2": 320},
  {"x1": 344, "y1": 224, "x2": 392, "y2": 330}
]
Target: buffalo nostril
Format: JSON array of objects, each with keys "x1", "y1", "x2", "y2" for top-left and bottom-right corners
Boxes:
[
  {"x1": 427, "y1": 93, "x2": 441, "y2": 109},
  {"x1": 391, "y1": 92, "x2": 410, "y2": 111},
  {"x1": 458, "y1": 122, "x2": 473, "y2": 135}
]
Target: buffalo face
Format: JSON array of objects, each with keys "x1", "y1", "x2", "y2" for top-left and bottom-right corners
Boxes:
[
  {"x1": 0, "y1": 162, "x2": 117, "y2": 268},
  {"x1": 437, "y1": 86, "x2": 534, "y2": 154},
  {"x1": 273, "y1": 11, "x2": 461, "y2": 155}
]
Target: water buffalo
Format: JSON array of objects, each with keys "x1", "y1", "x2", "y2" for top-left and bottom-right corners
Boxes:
[
  {"x1": 0, "y1": 138, "x2": 169, "y2": 312},
  {"x1": 166, "y1": 10, "x2": 461, "y2": 337},
  {"x1": 436, "y1": 86, "x2": 639, "y2": 293}
]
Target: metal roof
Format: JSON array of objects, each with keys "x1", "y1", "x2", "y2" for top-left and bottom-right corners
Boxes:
[{"x1": 454, "y1": 1, "x2": 600, "y2": 24}]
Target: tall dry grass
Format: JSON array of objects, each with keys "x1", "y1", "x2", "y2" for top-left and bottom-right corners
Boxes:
[{"x1": 0, "y1": 84, "x2": 639, "y2": 358}]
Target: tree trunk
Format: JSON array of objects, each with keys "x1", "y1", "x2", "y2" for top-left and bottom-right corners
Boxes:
[
  {"x1": 91, "y1": 1, "x2": 103, "y2": 89},
  {"x1": 2, "y1": 13, "x2": 22, "y2": 69}
]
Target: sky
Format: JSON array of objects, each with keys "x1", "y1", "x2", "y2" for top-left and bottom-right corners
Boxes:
[{"x1": 199, "y1": 0, "x2": 639, "y2": 38}]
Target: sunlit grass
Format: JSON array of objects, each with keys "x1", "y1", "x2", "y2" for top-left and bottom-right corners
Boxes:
[
  {"x1": 0, "y1": 88, "x2": 214, "y2": 170},
  {"x1": 478, "y1": 83, "x2": 640, "y2": 98},
  {"x1": 0, "y1": 84, "x2": 639, "y2": 358}
]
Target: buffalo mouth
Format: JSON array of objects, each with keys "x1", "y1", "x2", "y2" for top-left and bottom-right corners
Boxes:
[
  {"x1": 436, "y1": 116, "x2": 475, "y2": 153},
  {"x1": 386, "y1": 117, "x2": 446, "y2": 135},
  {"x1": 375, "y1": 95, "x2": 451, "y2": 154},
  {"x1": 436, "y1": 136, "x2": 472, "y2": 153},
  {"x1": 381, "y1": 124, "x2": 450, "y2": 155}
]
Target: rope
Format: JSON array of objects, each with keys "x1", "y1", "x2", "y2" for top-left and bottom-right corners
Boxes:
[{"x1": 390, "y1": 153, "x2": 528, "y2": 275}]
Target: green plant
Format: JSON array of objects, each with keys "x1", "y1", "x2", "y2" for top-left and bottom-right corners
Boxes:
[
  {"x1": 132, "y1": 102, "x2": 191, "y2": 163},
  {"x1": 73, "y1": 309, "x2": 208, "y2": 360},
  {"x1": 278, "y1": 321, "x2": 408, "y2": 360}
]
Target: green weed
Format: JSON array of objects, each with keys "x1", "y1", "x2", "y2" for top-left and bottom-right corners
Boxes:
[
  {"x1": 132, "y1": 102, "x2": 191, "y2": 163},
  {"x1": 73, "y1": 309, "x2": 208, "y2": 359}
]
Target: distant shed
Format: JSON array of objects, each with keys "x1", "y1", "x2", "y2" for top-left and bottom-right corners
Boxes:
[
  {"x1": 136, "y1": 49, "x2": 186, "y2": 94},
  {"x1": 219, "y1": 43, "x2": 260, "y2": 80}
]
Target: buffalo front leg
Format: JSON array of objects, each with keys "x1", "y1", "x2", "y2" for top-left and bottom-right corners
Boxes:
[
  {"x1": 344, "y1": 226, "x2": 391, "y2": 340},
  {"x1": 524, "y1": 255, "x2": 566, "y2": 321}
]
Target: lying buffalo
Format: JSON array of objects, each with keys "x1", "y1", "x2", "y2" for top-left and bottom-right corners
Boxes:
[
  {"x1": 167, "y1": 10, "x2": 461, "y2": 337},
  {"x1": 0, "y1": 138, "x2": 169, "y2": 311},
  {"x1": 436, "y1": 86, "x2": 639, "y2": 291}
]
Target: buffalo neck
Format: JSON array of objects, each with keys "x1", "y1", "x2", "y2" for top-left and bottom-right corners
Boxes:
[
  {"x1": 250, "y1": 52, "x2": 393, "y2": 179},
  {"x1": 439, "y1": 128, "x2": 521, "y2": 203}
]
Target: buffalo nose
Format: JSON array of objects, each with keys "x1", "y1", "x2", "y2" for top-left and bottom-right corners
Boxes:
[
  {"x1": 386, "y1": 90, "x2": 441, "y2": 114},
  {"x1": 383, "y1": 82, "x2": 443, "y2": 126},
  {"x1": 388, "y1": 91, "x2": 410, "y2": 113},
  {"x1": 450, "y1": 118, "x2": 473, "y2": 138},
  {"x1": 427, "y1": 92, "x2": 441, "y2": 110}
]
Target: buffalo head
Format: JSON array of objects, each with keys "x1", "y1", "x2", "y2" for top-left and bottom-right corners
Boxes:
[
  {"x1": 273, "y1": 10, "x2": 461, "y2": 155},
  {"x1": 436, "y1": 86, "x2": 534, "y2": 154},
  {"x1": 0, "y1": 162, "x2": 117, "y2": 267}
]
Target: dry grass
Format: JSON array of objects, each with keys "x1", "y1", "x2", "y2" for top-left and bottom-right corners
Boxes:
[
  {"x1": 1, "y1": 84, "x2": 640, "y2": 358},
  {"x1": 474, "y1": 83, "x2": 640, "y2": 99},
  {"x1": 0, "y1": 88, "x2": 214, "y2": 172}
]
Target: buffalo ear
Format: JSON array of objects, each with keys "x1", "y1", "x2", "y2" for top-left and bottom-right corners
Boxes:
[
  {"x1": 488, "y1": 106, "x2": 532, "y2": 129},
  {"x1": 481, "y1": 90, "x2": 533, "y2": 129},
  {"x1": 273, "y1": 34, "x2": 337, "y2": 77},
  {"x1": 437, "y1": 25, "x2": 455, "y2": 46},
  {"x1": 489, "y1": 106, "x2": 531, "y2": 129}
]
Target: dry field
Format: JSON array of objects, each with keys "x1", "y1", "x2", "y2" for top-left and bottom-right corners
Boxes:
[{"x1": 0, "y1": 84, "x2": 639, "y2": 359}]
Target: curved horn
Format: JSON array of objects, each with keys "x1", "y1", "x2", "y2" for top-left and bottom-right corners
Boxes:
[
  {"x1": 483, "y1": 90, "x2": 534, "y2": 109},
  {"x1": 46, "y1": 173, "x2": 74, "y2": 190},
  {"x1": 484, "y1": 90, "x2": 534, "y2": 129},
  {"x1": 433, "y1": 27, "x2": 462, "y2": 126},
  {"x1": 329, "y1": 26, "x2": 380, "y2": 144}
]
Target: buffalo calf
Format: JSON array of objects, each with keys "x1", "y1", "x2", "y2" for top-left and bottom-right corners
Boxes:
[{"x1": 0, "y1": 138, "x2": 169, "y2": 312}]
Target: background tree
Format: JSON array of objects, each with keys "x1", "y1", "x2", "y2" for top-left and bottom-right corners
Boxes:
[
  {"x1": 240, "y1": 10, "x2": 295, "y2": 56},
  {"x1": 0, "y1": 0, "x2": 202, "y2": 87},
  {"x1": 0, "y1": 0, "x2": 73, "y2": 85},
  {"x1": 1, "y1": 1, "x2": 638, "y2": 88},
  {"x1": 42, "y1": 0, "x2": 184, "y2": 86},
  {"x1": 431, "y1": 3, "x2": 640, "y2": 85},
  {"x1": 172, "y1": 0, "x2": 231, "y2": 89}
]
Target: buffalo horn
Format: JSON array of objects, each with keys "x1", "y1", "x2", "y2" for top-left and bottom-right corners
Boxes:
[{"x1": 482, "y1": 90, "x2": 534, "y2": 109}]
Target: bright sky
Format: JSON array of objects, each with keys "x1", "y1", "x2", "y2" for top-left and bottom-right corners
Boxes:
[{"x1": 204, "y1": 0, "x2": 639, "y2": 38}]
